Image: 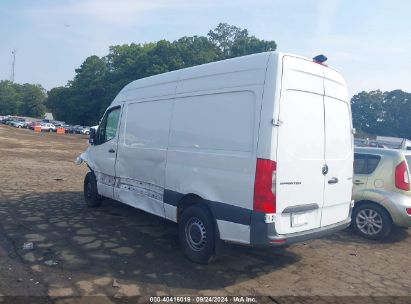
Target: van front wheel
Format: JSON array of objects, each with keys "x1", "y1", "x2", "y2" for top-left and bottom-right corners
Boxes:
[
  {"x1": 84, "y1": 172, "x2": 102, "y2": 208},
  {"x1": 179, "y1": 205, "x2": 215, "y2": 264}
]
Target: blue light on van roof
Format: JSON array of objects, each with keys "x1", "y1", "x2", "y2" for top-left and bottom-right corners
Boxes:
[{"x1": 313, "y1": 54, "x2": 328, "y2": 64}]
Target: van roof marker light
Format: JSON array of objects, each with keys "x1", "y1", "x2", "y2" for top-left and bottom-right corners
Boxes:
[{"x1": 313, "y1": 54, "x2": 328, "y2": 65}]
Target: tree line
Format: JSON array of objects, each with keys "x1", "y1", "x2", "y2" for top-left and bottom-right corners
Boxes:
[
  {"x1": 46, "y1": 23, "x2": 276, "y2": 125},
  {"x1": 0, "y1": 23, "x2": 410, "y2": 139},
  {"x1": 0, "y1": 81, "x2": 46, "y2": 118},
  {"x1": 351, "y1": 90, "x2": 411, "y2": 139}
]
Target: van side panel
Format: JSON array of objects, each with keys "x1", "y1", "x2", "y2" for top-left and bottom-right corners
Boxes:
[
  {"x1": 165, "y1": 89, "x2": 262, "y2": 243},
  {"x1": 169, "y1": 92, "x2": 255, "y2": 152},
  {"x1": 176, "y1": 53, "x2": 269, "y2": 94},
  {"x1": 90, "y1": 51, "x2": 353, "y2": 248},
  {"x1": 111, "y1": 71, "x2": 180, "y2": 107},
  {"x1": 114, "y1": 98, "x2": 173, "y2": 218},
  {"x1": 216, "y1": 220, "x2": 251, "y2": 244},
  {"x1": 166, "y1": 90, "x2": 257, "y2": 205}
]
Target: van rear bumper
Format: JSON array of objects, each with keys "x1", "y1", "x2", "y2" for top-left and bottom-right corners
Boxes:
[{"x1": 250, "y1": 213, "x2": 351, "y2": 246}]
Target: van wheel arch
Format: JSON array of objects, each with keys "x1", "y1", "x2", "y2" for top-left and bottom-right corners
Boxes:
[
  {"x1": 84, "y1": 171, "x2": 103, "y2": 207},
  {"x1": 176, "y1": 194, "x2": 221, "y2": 241},
  {"x1": 177, "y1": 194, "x2": 203, "y2": 221},
  {"x1": 177, "y1": 195, "x2": 221, "y2": 263}
]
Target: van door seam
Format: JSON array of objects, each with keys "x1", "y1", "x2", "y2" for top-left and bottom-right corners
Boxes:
[
  {"x1": 320, "y1": 65, "x2": 326, "y2": 225},
  {"x1": 162, "y1": 71, "x2": 180, "y2": 219},
  {"x1": 251, "y1": 53, "x2": 270, "y2": 164}
]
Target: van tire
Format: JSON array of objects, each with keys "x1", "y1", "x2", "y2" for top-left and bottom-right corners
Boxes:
[
  {"x1": 352, "y1": 202, "x2": 392, "y2": 240},
  {"x1": 84, "y1": 172, "x2": 102, "y2": 208},
  {"x1": 179, "y1": 204, "x2": 215, "y2": 264}
]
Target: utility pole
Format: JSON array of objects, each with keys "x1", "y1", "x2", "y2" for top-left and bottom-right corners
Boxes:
[{"x1": 10, "y1": 50, "x2": 16, "y2": 83}]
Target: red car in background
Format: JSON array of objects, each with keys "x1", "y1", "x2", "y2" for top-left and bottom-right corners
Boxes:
[{"x1": 28, "y1": 121, "x2": 41, "y2": 130}]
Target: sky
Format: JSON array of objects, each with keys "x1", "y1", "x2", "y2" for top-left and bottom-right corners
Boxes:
[{"x1": 0, "y1": 0, "x2": 410, "y2": 96}]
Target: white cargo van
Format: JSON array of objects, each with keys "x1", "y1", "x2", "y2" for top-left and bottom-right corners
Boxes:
[{"x1": 76, "y1": 51, "x2": 354, "y2": 263}]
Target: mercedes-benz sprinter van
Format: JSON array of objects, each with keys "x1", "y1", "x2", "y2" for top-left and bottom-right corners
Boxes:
[{"x1": 76, "y1": 52, "x2": 354, "y2": 263}]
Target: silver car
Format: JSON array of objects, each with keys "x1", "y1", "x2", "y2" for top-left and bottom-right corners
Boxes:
[{"x1": 352, "y1": 147, "x2": 411, "y2": 239}]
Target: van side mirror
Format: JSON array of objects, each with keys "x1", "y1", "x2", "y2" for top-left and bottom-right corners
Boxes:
[{"x1": 89, "y1": 128, "x2": 96, "y2": 145}]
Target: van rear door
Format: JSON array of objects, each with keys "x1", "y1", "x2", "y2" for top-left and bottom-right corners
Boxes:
[
  {"x1": 274, "y1": 56, "x2": 325, "y2": 234},
  {"x1": 274, "y1": 56, "x2": 352, "y2": 235},
  {"x1": 321, "y1": 68, "x2": 353, "y2": 226}
]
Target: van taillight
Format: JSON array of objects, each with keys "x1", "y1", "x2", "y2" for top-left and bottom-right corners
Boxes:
[
  {"x1": 253, "y1": 159, "x2": 276, "y2": 213},
  {"x1": 395, "y1": 161, "x2": 410, "y2": 191}
]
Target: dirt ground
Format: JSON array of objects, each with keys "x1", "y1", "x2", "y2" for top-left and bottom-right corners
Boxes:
[{"x1": 0, "y1": 124, "x2": 410, "y2": 303}]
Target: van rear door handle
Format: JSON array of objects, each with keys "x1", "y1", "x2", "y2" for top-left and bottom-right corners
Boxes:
[
  {"x1": 108, "y1": 148, "x2": 116, "y2": 153},
  {"x1": 353, "y1": 180, "x2": 364, "y2": 185},
  {"x1": 328, "y1": 177, "x2": 338, "y2": 184},
  {"x1": 322, "y1": 164, "x2": 329, "y2": 175}
]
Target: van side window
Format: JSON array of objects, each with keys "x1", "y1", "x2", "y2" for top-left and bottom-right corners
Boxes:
[
  {"x1": 97, "y1": 107, "x2": 121, "y2": 144},
  {"x1": 354, "y1": 153, "x2": 381, "y2": 174}
]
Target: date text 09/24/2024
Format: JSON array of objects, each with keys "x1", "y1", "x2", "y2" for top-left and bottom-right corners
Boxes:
[{"x1": 149, "y1": 296, "x2": 257, "y2": 303}]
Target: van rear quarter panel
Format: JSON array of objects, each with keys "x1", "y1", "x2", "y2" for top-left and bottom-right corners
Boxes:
[
  {"x1": 165, "y1": 89, "x2": 263, "y2": 243},
  {"x1": 165, "y1": 55, "x2": 270, "y2": 242},
  {"x1": 165, "y1": 87, "x2": 263, "y2": 208},
  {"x1": 256, "y1": 52, "x2": 282, "y2": 160}
]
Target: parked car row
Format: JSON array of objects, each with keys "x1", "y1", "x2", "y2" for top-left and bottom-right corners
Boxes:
[
  {"x1": 65, "y1": 125, "x2": 90, "y2": 135},
  {"x1": 355, "y1": 136, "x2": 411, "y2": 150},
  {"x1": 0, "y1": 116, "x2": 27, "y2": 128},
  {"x1": 0, "y1": 116, "x2": 90, "y2": 135}
]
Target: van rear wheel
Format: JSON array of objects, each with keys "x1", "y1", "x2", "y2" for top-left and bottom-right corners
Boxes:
[
  {"x1": 179, "y1": 204, "x2": 215, "y2": 264},
  {"x1": 352, "y1": 203, "x2": 392, "y2": 240},
  {"x1": 84, "y1": 172, "x2": 102, "y2": 207}
]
